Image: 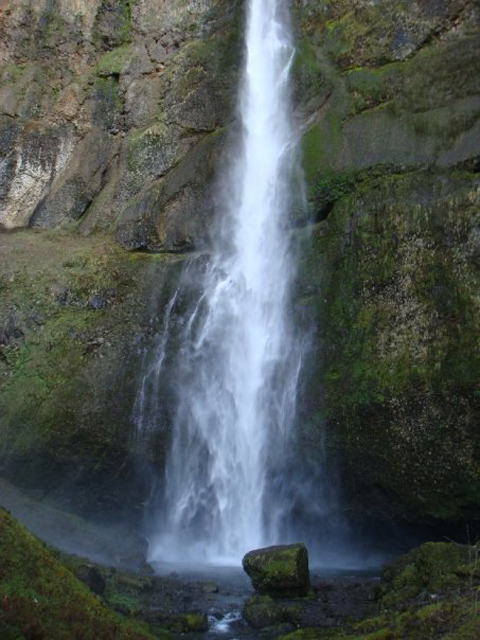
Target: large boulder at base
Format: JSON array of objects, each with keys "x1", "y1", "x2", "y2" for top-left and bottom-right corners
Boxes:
[{"x1": 242, "y1": 544, "x2": 310, "y2": 597}]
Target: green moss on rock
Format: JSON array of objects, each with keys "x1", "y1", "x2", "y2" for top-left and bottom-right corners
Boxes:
[
  {"x1": 292, "y1": 39, "x2": 329, "y2": 105},
  {"x1": 295, "y1": 168, "x2": 480, "y2": 526},
  {"x1": 0, "y1": 230, "x2": 184, "y2": 520},
  {"x1": 96, "y1": 45, "x2": 133, "y2": 77},
  {"x1": 93, "y1": 76, "x2": 123, "y2": 133},
  {"x1": 243, "y1": 544, "x2": 310, "y2": 596},
  {"x1": 243, "y1": 594, "x2": 305, "y2": 630},
  {"x1": 380, "y1": 542, "x2": 472, "y2": 607},
  {"x1": 279, "y1": 542, "x2": 480, "y2": 639},
  {"x1": 301, "y1": 103, "x2": 346, "y2": 184},
  {"x1": 93, "y1": 0, "x2": 134, "y2": 49}
]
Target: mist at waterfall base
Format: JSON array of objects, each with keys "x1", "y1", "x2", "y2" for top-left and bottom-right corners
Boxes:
[{"x1": 134, "y1": 0, "x2": 365, "y2": 571}]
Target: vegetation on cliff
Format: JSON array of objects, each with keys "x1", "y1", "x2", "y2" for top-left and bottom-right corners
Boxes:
[
  {"x1": 280, "y1": 541, "x2": 480, "y2": 639},
  {"x1": 292, "y1": 0, "x2": 480, "y2": 530},
  {"x1": 0, "y1": 230, "x2": 183, "y2": 521}
]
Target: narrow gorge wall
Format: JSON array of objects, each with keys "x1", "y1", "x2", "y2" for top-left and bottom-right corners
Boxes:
[{"x1": 0, "y1": 0, "x2": 478, "y2": 538}]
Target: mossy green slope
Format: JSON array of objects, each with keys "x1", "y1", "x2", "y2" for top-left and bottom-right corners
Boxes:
[
  {"x1": 0, "y1": 508, "x2": 154, "y2": 640},
  {"x1": 280, "y1": 541, "x2": 480, "y2": 639}
]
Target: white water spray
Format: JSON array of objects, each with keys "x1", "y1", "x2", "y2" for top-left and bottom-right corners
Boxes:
[
  {"x1": 134, "y1": 290, "x2": 178, "y2": 446},
  {"x1": 149, "y1": 0, "x2": 302, "y2": 564}
]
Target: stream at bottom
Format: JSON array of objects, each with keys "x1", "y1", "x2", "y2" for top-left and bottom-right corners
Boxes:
[
  {"x1": 150, "y1": 562, "x2": 381, "y2": 639},
  {"x1": 150, "y1": 563, "x2": 252, "y2": 639}
]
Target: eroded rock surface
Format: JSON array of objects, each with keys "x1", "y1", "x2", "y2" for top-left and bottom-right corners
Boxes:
[{"x1": 0, "y1": 0, "x2": 240, "y2": 252}]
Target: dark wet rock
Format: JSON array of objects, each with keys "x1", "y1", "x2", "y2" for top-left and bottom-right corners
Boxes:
[
  {"x1": 30, "y1": 130, "x2": 118, "y2": 229},
  {"x1": 0, "y1": 318, "x2": 24, "y2": 346},
  {"x1": 50, "y1": 285, "x2": 70, "y2": 305},
  {"x1": 87, "y1": 294, "x2": 108, "y2": 310},
  {"x1": 243, "y1": 544, "x2": 310, "y2": 597},
  {"x1": 149, "y1": 612, "x2": 209, "y2": 633},
  {"x1": 242, "y1": 574, "x2": 380, "y2": 632},
  {"x1": 201, "y1": 581, "x2": 220, "y2": 594},
  {"x1": 3, "y1": 315, "x2": 25, "y2": 343},
  {"x1": 115, "y1": 131, "x2": 224, "y2": 252},
  {"x1": 243, "y1": 594, "x2": 305, "y2": 629},
  {"x1": 93, "y1": 0, "x2": 133, "y2": 49},
  {"x1": 292, "y1": 0, "x2": 480, "y2": 533},
  {"x1": 75, "y1": 564, "x2": 107, "y2": 595},
  {"x1": 114, "y1": 184, "x2": 163, "y2": 252}
]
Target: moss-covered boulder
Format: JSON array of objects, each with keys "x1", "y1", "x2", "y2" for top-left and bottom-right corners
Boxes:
[
  {"x1": 243, "y1": 544, "x2": 310, "y2": 597},
  {"x1": 278, "y1": 541, "x2": 480, "y2": 639},
  {"x1": 379, "y1": 541, "x2": 477, "y2": 608}
]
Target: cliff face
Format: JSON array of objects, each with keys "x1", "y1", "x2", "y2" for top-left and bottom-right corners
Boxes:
[
  {"x1": 0, "y1": 0, "x2": 238, "y2": 521},
  {"x1": 0, "y1": 0, "x2": 479, "y2": 534},
  {"x1": 0, "y1": 0, "x2": 239, "y2": 249},
  {"x1": 293, "y1": 0, "x2": 480, "y2": 529}
]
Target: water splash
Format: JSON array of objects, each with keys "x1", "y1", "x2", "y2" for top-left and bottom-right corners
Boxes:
[{"x1": 148, "y1": 0, "x2": 304, "y2": 564}]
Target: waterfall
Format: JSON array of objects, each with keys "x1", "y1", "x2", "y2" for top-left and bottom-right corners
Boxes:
[
  {"x1": 133, "y1": 290, "x2": 178, "y2": 447},
  {"x1": 147, "y1": 0, "x2": 303, "y2": 564}
]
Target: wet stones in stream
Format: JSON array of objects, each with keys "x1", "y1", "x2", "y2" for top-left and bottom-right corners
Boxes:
[
  {"x1": 242, "y1": 574, "x2": 379, "y2": 634},
  {"x1": 73, "y1": 561, "x2": 251, "y2": 635},
  {"x1": 241, "y1": 544, "x2": 378, "y2": 635},
  {"x1": 105, "y1": 571, "x2": 225, "y2": 633},
  {"x1": 72, "y1": 554, "x2": 379, "y2": 637}
]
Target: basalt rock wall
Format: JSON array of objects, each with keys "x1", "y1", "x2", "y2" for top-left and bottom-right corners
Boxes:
[
  {"x1": 292, "y1": 0, "x2": 480, "y2": 532},
  {"x1": 0, "y1": 0, "x2": 240, "y2": 249}
]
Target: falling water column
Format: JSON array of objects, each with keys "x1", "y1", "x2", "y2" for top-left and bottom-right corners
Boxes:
[{"x1": 149, "y1": 0, "x2": 301, "y2": 564}]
